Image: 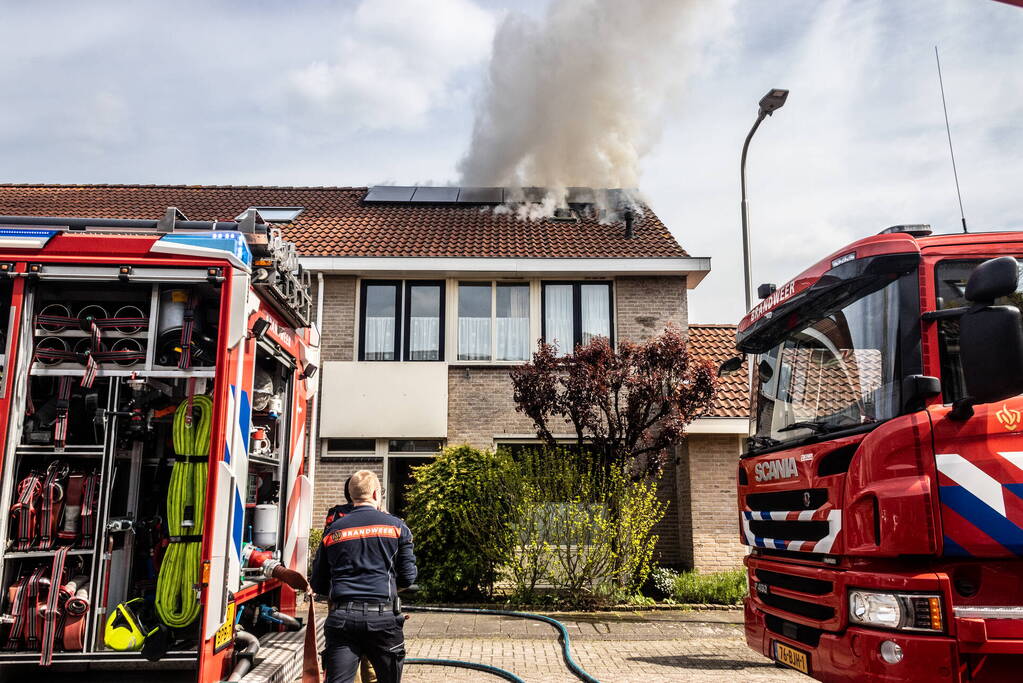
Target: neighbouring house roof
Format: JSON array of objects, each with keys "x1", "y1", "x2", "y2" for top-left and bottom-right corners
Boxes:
[
  {"x1": 688, "y1": 324, "x2": 749, "y2": 419},
  {"x1": 0, "y1": 184, "x2": 689, "y2": 261}
]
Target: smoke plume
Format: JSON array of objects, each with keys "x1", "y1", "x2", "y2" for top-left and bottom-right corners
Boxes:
[{"x1": 458, "y1": 0, "x2": 708, "y2": 204}]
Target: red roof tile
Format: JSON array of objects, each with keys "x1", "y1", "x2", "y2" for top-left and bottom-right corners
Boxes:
[
  {"x1": 0, "y1": 184, "x2": 688, "y2": 260},
  {"x1": 688, "y1": 324, "x2": 749, "y2": 419}
]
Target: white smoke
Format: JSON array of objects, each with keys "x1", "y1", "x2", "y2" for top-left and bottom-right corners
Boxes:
[{"x1": 458, "y1": 0, "x2": 717, "y2": 208}]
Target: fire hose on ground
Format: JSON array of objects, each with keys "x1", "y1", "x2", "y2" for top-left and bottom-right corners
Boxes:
[
  {"x1": 155, "y1": 394, "x2": 212, "y2": 628},
  {"x1": 403, "y1": 605, "x2": 601, "y2": 683}
]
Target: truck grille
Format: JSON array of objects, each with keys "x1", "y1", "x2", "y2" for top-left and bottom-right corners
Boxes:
[
  {"x1": 742, "y1": 507, "x2": 842, "y2": 554},
  {"x1": 765, "y1": 615, "x2": 823, "y2": 648},
  {"x1": 755, "y1": 569, "x2": 832, "y2": 595},
  {"x1": 746, "y1": 488, "x2": 827, "y2": 511},
  {"x1": 760, "y1": 592, "x2": 835, "y2": 621}
]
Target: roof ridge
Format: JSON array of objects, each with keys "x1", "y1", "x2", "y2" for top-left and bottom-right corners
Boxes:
[
  {"x1": 689, "y1": 323, "x2": 737, "y2": 328},
  {"x1": 0, "y1": 183, "x2": 369, "y2": 191}
]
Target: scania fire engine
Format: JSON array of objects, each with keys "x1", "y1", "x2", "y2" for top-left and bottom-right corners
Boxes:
[
  {"x1": 0, "y1": 209, "x2": 319, "y2": 682},
  {"x1": 736, "y1": 225, "x2": 1023, "y2": 681}
]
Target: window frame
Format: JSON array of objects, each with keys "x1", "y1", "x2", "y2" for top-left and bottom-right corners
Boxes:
[
  {"x1": 402, "y1": 280, "x2": 446, "y2": 362},
  {"x1": 455, "y1": 280, "x2": 533, "y2": 363},
  {"x1": 321, "y1": 438, "x2": 378, "y2": 459},
  {"x1": 540, "y1": 280, "x2": 614, "y2": 352},
  {"x1": 358, "y1": 279, "x2": 403, "y2": 362},
  {"x1": 358, "y1": 279, "x2": 446, "y2": 361}
]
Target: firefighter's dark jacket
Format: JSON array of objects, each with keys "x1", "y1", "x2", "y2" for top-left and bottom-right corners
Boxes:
[{"x1": 310, "y1": 505, "x2": 417, "y2": 603}]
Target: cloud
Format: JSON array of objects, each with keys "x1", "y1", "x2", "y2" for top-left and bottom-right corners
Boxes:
[
  {"x1": 642, "y1": 0, "x2": 1023, "y2": 324},
  {"x1": 288, "y1": 0, "x2": 496, "y2": 131}
]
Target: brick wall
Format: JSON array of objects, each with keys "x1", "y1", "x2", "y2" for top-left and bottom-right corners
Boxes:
[
  {"x1": 311, "y1": 456, "x2": 383, "y2": 527},
  {"x1": 676, "y1": 434, "x2": 747, "y2": 572},
  {"x1": 447, "y1": 366, "x2": 536, "y2": 449},
  {"x1": 317, "y1": 275, "x2": 357, "y2": 363},
  {"x1": 615, "y1": 276, "x2": 688, "y2": 341}
]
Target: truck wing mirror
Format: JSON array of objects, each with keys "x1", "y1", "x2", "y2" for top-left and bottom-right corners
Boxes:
[
  {"x1": 956, "y1": 257, "x2": 1023, "y2": 414},
  {"x1": 965, "y1": 256, "x2": 1019, "y2": 302},
  {"x1": 959, "y1": 305, "x2": 1023, "y2": 407}
]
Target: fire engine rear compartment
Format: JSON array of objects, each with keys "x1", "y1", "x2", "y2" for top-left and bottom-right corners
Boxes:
[{"x1": 0, "y1": 268, "x2": 298, "y2": 671}]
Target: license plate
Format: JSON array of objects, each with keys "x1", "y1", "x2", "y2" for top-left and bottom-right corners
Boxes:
[{"x1": 773, "y1": 641, "x2": 810, "y2": 675}]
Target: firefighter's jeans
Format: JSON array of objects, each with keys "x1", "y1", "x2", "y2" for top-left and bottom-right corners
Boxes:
[{"x1": 323, "y1": 608, "x2": 405, "y2": 683}]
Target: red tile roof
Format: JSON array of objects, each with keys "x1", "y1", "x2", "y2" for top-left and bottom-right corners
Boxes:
[
  {"x1": 688, "y1": 324, "x2": 749, "y2": 419},
  {"x1": 0, "y1": 184, "x2": 688, "y2": 260}
]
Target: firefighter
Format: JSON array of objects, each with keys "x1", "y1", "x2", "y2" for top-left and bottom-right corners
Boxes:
[
  {"x1": 323, "y1": 476, "x2": 377, "y2": 683},
  {"x1": 311, "y1": 470, "x2": 417, "y2": 683}
]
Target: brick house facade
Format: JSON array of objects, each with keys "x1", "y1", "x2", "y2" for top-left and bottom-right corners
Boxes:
[{"x1": 0, "y1": 184, "x2": 749, "y2": 572}]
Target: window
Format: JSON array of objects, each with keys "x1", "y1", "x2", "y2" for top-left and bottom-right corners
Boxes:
[
  {"x1": 541, "y1": 282, "x2": 613, "y2": 354},
  {"x1": 457, "y1": 282, "x2": 531, "y2": 361},
  {"x1": 236, "y1": 206, "x2": 304, "y2": 222},
  {"x1": 936, "y1": 259, "x2": 1023, "y2": 403},
  {"x1": 405, "y1": 282, "x2": 444, "y2": 361},
  {"x1": 388, "y1": 439, "x2": 444, "y2": 453},
  {"x1": 359, "y1": 280, "x2": 444, "y2": 361},
  {"x1": 324, "y1": 438, "x2": 376, "y2": 455}
]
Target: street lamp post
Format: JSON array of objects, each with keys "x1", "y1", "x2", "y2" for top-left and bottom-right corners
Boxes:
[{"x1": 740, "y1": 88, "x2": 789, "y2": 311}]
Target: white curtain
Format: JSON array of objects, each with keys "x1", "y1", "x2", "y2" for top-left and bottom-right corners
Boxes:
[
  {"x1": 580, "y1": 285, "x2": 610, "y2": 345},
  {"x1": 497, "y1": 285, "x2": 530, "y2": 360},
  {"x1": 409, "y1": 317, "x2": 440, "y2": 360},
  {"x1": 545, "y1": 285, "x2": 574, "y2": 354},
  {"x1": 364, "y1": 317, "x2": 395, "y2": 360},
  {"x1": 497, "y1": 318, "x2": 529, "y2": 360},
  {"x1": 459, "y1": 318, "x2": 491, "y2": 360}
]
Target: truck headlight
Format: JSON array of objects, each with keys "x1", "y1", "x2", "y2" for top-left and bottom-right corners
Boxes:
[{"x1": 848, "y1": 590, "x2": 944, "y2": 632}]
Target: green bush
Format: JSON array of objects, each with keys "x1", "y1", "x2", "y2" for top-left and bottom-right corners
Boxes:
[
  {"x1": 671, "y1": 569, "x2": 747, "y2": 605},
  {"x1": 504, "y1": 448, "x2": 666, "y2": 605},
  {"x1": 405, "y1": 445, "x2": 517, "y2": 600},
  {"x1": 308, "y1": 526, "x2": 323, "y2": 575}
]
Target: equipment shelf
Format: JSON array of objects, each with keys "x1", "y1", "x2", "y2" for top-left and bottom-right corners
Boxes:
[
  {"x1": 4, "y1": 548, "x2": 93, "y2": 559},
  {"x1": 31, "y1": 367, "x2": 216, "y2": 378}
]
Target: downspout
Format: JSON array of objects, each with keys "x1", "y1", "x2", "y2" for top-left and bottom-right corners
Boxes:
[{"x1": 307, "y1": 272, "x2": 325, "y2": 496}]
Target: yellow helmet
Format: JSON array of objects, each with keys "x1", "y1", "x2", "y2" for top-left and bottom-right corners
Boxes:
[{"x1": 104, "y1": 598, "x2": 158, "y2": 651}]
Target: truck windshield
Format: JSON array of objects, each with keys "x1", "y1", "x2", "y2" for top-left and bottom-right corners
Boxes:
[
  {"x1": 936, "y1": 258, "x2": 1023, "y2": 403},
  {"x1": 751, "y1": 280, "x2": 901, "y2": 447}
]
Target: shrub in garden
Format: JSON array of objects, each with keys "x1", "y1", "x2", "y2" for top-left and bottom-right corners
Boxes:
[
  {"x1": 671, "y1": 569, "x2": 748, "y2": 605},
  {"x1": 504, "y1": 447, "x2": 666, "y2": 605},
  {"x1": 404, "y1": 445, "x2": 517, "y2": 600}
]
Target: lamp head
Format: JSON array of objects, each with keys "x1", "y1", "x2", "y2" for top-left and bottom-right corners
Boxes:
[{"x1": 759, "y1": 88, "x2": 789, "y2": 116}]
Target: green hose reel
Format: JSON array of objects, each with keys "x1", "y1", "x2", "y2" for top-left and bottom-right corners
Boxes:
[{"x1": 154, "y1": 394, "x2": 212, "y2": 629}]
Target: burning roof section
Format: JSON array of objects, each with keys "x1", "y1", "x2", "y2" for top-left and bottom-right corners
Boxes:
[{"x1": 0, "y1": 184, "x2": 687, "y2": 261}]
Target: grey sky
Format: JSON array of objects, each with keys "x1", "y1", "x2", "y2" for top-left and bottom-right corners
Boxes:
[{"x1": 0, "y1": 0, "x2": 1020, "y2": 324}]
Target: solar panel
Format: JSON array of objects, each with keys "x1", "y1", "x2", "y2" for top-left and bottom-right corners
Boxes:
[
  {"x1": 566, "y1": 187, "x2": 595, "y2": 204},
  {"x1": 364, "y1": 186, "x2": 416, "y2": 202},
  {"x1": 410, "y1": 187, "x2": 459, "y2": 203},
  {"x1": 456, "y1": 187, "x2": 504, "y2": 204}
]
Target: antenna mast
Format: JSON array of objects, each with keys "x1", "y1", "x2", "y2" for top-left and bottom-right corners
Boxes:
[{"x1": 935, "y1": 46, "x2": 968, "y2": 233}]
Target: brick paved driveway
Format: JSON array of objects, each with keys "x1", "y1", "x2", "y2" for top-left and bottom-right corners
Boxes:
[{"x1": 397, "y1": 608, "x2": 802, "y2": 682}]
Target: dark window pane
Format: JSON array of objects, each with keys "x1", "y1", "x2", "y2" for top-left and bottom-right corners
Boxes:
[
  {"x1": 388, "y1": 439, "x2": 444, "y2": 453},
  {"x1": 364, "y1": 284, "x2": 397, "y2": 360},
  {"x1": 387, "y1": 456, "x2": 433, "y2": 520},
  {"x1": 458, "y1": 283, "x2": 492, "y2": 360},
  {"x1": 326, "y1": 438, "x2": 376, "y2": 452},
  {"x1": 408, "y1": 284, "x2": 441, "y2": 361}
]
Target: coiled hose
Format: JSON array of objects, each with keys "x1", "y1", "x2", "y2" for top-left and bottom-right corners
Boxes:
[
  {"x1": 155, "y1": 395, "x2": 213, "y2": 628},
  {"x1": 404, "y1": 605, "x2": 600, "y2": 683}
]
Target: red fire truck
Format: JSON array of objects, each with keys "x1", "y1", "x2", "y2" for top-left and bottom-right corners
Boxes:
[
  {"x1": 0, "y1": 209, "x2": 319, "y2": 682},
  {"x1": 736, "y1": 225, "x2": 1023, "y2": 681}
]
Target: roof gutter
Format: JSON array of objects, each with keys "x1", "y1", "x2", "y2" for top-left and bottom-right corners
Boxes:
[{"x1": 298, "y1": 256, "x2": 712, "y2": 288}]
